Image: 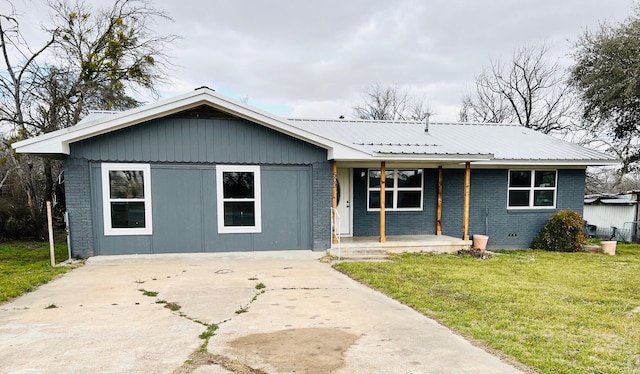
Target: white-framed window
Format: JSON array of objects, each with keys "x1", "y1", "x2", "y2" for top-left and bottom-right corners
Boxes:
[
  {"x1": 508, "y1": 169, "x2": 557, "y2": 209},
  {"x1": 216, "y1": 165, "x2": 262, "y2": 233},
  {"x1": 367, "y1": 169, "x2": 423, "y2": 211},
  {"x1": 101, "y1": 163, "x2": 153, "y2": 236}
]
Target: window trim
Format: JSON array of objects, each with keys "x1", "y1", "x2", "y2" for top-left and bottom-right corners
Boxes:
[
  {"x1": 507, "y1": 169, "x2": 557, "y2": 209},
  {"x1": 101, "y1": 163, "x2": 153, "y2": 236},
  {"x1": 216, "y1": 165, "x2": 262, "y2": 234},
  {"x1": 367, "y1": 168, "x2": 424, "y2": 212}
]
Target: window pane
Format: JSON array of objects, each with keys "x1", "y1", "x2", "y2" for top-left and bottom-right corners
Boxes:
[
  {"x1": 109, "y1": 170, "x2": 144, "y2": 199},
  {"x1": 111, "y1": 202, "x2": 146, "y2": 228},
  {"x1": 397, "y1": 191, "x2": 421, "y2": 208},
  {"x1": 385, "y1": 171, "x2": 394, "y2": 188},
  {"x1": 224, "y1": 202, "x2": 255, "y2": 226},
  {"x1": 509, "y1": 171, "x2": 531, "y2": 187},
  {"x1": 369, "y1": 170, "x2": 381, "y2": 188},
  {"x1": 534, "y1": 190, "x2": 555, "y2": 206},
  {"x1": 223, "y1": 172, "x2": 254, "y2": 198},
  {"x1": 368, "y1": 191, "x2": 393, "y2": 209},
  {"x1": 369, "y1": 170, "x2": 394, "y2": 188},
  {"x1": 508, "y1": 190, "x2": 530, "y2": 207},
  {"x1": 397, "y1": 170, "x2": 423, "y2": 187},
  {"x1": 534, "y1": 171, "x2": 556, "y2": 187}
]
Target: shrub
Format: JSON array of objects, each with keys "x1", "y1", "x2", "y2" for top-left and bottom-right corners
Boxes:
[{"x1": 531, "y1": 209, "x2": 586, "y2": 252}]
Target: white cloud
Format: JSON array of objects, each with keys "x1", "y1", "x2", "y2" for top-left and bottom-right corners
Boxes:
[{"x1": 6, "y1": 0, "x2": 635, "y2": 122}]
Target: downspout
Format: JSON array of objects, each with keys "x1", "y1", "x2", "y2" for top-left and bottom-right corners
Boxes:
[
  {"x1": 64, "y1": 211, "x2": 72, "y2": 260},
  {"x1": 484, "y1": 206, "x2": 489, "y2": 236}
]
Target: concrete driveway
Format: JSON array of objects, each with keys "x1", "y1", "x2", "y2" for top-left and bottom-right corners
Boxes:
[{"x1": 0, "y1": 251, "x2": 524, "y2": 374}]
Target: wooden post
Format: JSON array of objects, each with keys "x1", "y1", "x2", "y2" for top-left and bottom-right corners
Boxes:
[
  {"x1": 46, "y1": 201, "x2": 55, "y2": 267},
  {"x1": 462, "y1": 162, "x2": 471, "y2": 240},
  {"x1": 332, "y1": 161, "x2": 338, "y2": 244},
  {"x1": 380, "y1": 162, "x2": 386, "y2": 243},
  {"x1": 436, "y1": 166, "x2": 443, "y2": 235}
]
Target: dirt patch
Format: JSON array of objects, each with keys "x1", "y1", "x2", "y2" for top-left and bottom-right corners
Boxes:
[
  {"x1": 173, "y1": 351, "x2": 266, "y2": 374},
  {"x1": 228, "y1": 327, "x2": 359, "y2": 373}
]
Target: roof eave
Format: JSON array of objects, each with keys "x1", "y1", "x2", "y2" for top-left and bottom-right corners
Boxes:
[
  {"x1": 473, "y1": 159, "x2": 621, "y2": 167},
  {"x1": 372, "y1": 153, "x2": 494, "y2": 162},
  {"x1": 331, "y1": 153, "x2": 495, "y2": 162}
]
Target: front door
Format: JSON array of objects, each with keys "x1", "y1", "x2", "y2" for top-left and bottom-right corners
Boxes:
[{"x1": 336, "y1": 168, "x2": 351, "y2": 236}]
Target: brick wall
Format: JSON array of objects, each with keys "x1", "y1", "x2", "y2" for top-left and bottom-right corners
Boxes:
[
  {"x1": 312, "y1": 161, "x2": 332, "y2": 250},
  {"x1": 353, "y1": 168, "x2": 437, "y2": 236},
  {"x1": 63, "y1": 157, "x2": 94, "y2": 258},
  {"x1": 352, "y1": 167, "x2": 586, "y2": 249},
  {"x1": 464, "y1": 168, "x2": 586, "y2": 249}
]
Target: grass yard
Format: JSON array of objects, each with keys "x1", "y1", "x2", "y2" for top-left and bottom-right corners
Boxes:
[
  {"x1": 0, "y1": 241, "x2": 70, "y2": 304},
  {"x1": 335, "y1": 245, "x2": 640, "y2": 373}
]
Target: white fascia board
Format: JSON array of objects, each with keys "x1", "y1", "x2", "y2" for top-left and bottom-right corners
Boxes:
[
  {"x1": 329, "y1": 147, "x2": 376, "y2": 160},
  {"x1": 473, "y1": 159, "x2": 621, "y2": 167},
  {"x1": 371, "y1": 153, "x2": 494, "y2": 161},
  {"x1": 328, "y1": 153, "x2": 495, "y2": 162}
]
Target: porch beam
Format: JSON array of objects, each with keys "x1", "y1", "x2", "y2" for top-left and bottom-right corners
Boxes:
[
  {"x1": 332, "y1": 161, "x2": 338, "y2": 244},
  {"x1": 462, "y1": 162, "x2": 470, "y2": 240},
  {"x1": 380, "y1": 161, "x2": 386, "y2": 243},
  {"x1": 436, "y1": 166, "x2": 443, "y2": 235}
]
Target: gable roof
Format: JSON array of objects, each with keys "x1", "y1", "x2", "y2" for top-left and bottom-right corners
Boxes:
[
  {"x1": 11, "y1": 87, "x2": 367, "y2": 160},
  {"x1": 12, "y1": 87, "x2": 619, "y2": 166}
]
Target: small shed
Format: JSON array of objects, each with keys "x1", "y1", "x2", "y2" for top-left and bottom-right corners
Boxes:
[{"x1": 583, "y1": 192, "x2": 640, "y2": 241}]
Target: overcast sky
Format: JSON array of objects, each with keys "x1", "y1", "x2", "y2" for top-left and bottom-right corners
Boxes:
[{"x1": 6, "y1": 0, "x2": 636, "y2": 121}]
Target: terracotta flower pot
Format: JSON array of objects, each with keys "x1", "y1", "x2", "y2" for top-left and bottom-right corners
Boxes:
[
  {"x1": 473, "y1": 234, "x2": 489, "y2": 250},
  {"x1": 600, "y1": 241, "x2": 617, "y2": 255}
]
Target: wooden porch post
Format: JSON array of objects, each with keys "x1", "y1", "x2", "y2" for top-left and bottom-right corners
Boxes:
[
  {"x1": 462, "y1": 162, "x2": 471, "y2": 240},
  {"x1": 332, "y1": 161, "x2": 338, "y2": 244},
  {"x1": 379, "y1": 161, "x2": 386, "y2": 243},
  {"x1": 436, "y1": 166, "x2": 443, "y2": 235}
]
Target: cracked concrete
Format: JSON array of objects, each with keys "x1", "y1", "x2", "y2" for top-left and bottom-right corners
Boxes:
[{"x1": 0, "y1": 251, "x2": 524, "y2": 373}]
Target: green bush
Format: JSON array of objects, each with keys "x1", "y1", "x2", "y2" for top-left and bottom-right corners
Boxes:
[{"x1": 531, "y1": 209, "x2": 586, "y2": 252}]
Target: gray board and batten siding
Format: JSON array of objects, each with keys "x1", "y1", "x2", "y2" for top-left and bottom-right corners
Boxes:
[
  {"x1": 65, "y1": 111, "x2": 331, "y2": 257},
  {"x1": 352, "y1": 168, "x2": 586, "y2": 249}
]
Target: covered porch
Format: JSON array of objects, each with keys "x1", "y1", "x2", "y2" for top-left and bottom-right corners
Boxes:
[{"x1": 329, "y1": 159, "x2": 482, "y2": 258}]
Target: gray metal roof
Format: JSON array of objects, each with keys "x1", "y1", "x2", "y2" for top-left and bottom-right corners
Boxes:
[
  {"x1": 287, "y1": 118, "x2": 618, "y2": 164},
  {"x1": 585, "y1": 193, "x2": 638, "y2": 205}
]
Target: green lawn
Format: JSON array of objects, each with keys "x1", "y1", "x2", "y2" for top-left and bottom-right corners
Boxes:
[
  {"x1": 335, "y1": 245, "x2": 640, "y2": 373},
  {"x1": 0, "y1": 241, "x2": 70, "y2": 304}
]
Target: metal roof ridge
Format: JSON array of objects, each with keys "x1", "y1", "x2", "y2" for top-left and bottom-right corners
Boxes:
[
  {"x1": 287, "y1": 118, "x2": 524, "y2": 126},
  {"x1": 287, "y1": 118, "x2": 422, "y2": 124}
]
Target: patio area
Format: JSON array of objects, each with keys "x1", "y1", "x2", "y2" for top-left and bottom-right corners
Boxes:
[{"x1": 328, "y1": 234, "x2": 472, "y2": 259}]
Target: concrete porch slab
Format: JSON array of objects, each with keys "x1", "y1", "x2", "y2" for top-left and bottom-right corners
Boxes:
[{"x1": 328, "y1": 235, "x2": 472, "y2": 258}]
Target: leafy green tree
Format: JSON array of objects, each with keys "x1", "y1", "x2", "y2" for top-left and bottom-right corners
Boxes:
[
  {"x1": 570, "y1": 8, "x2": 640, "y2": 172},
  {"x1": 0, "y1": 0, "x2": 176, "y2": 238}
]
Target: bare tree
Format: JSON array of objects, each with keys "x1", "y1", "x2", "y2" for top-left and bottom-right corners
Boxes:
[
  {"x1": 0, "y1": 0, "x2": 176, "y2": 238},
  {"x1": 460, "y1": 43, "x2": 573, "y2": 134},
  {"x1": 353, "y1": 83, "x2": 431, "y2": 121}
]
